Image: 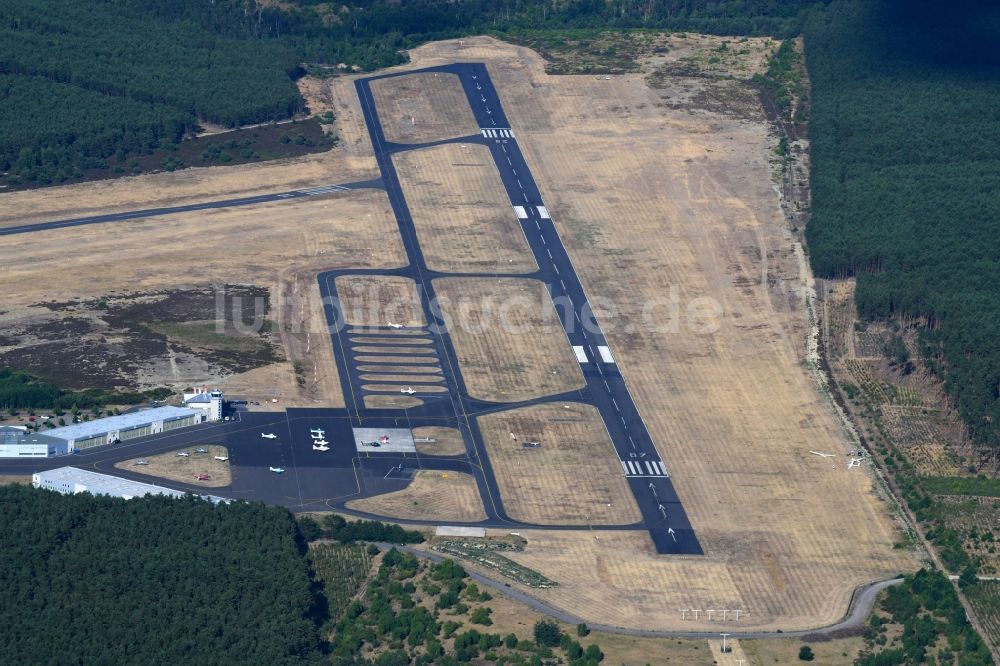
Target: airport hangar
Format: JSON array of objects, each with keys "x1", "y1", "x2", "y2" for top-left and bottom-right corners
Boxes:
[
  {"x1": 34, "y1": 467, "x2": 226, "y2": 503},
  {"x1": 0, "y1": 406, "x2": 202, "y2": 458}
]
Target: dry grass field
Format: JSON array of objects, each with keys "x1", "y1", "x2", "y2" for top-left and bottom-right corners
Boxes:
[
  {"x1": 393, "y1": 143, "x2": 537, "y2": 274},
  {"x1": 0, "y1": 188, "x2": 403, "y2": 406},
  {"x1": 364, "y1": 395, "x2": 422, "y2": 409},
  {"x1": 115, "y1": 444, "x2": 231, "y2": 488},
  {"x1": 361, "y1": 383, "x2": 448, "y2": 394},
  {"x1": 335, "y1": 275, "x2": 425, "y2": 328},
  {"x1": 412, "y1": 426, "x2": 466, "y2": 456},
  {"x1": 378, "y1": 36, "x2": 918, "y2": 631},
  {"x1": 477, "y1": 402, "x2": 641, "y2": 525},
  {"x1": 370, "y1": 72, "x2": 480, "y2": 144},
  {"x1": 0, "y1": 475, "x2": 31, "y2": 486},
  {"x1": 434, "y1": 277, "x2": 585, "y2": 402},
  {"x1": 358, "y1": 373, "x2": 443, "y2": 384},
  {"x1": 345, "y1": 470, "x2": 486, "y2": 522},
  {"x1": 356, "y1": 364, "x2": 442, "y2": 375}
]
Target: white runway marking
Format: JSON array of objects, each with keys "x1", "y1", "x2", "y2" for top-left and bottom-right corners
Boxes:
[
  {"x1": 573, "y1": 346, "x2": 589, "y2": 363},
  {"x1": 302, "y1": 184, "x2": 350, "y2": 196},
  {"x1": 537, "y1": 205, "x2": 550, "y2": 219},
  {"x1": 597, "y1": 346, "x2": 615, "y2": 364},
  {"x1": 482, "y1": 128, "x2": 514, "y2": 139},
  {"x1": 513, "y1": 206, "x2": 528, "y2": 219},
  {"x1": 621, "y1": 459, "x2": 669, "y2": 477}
]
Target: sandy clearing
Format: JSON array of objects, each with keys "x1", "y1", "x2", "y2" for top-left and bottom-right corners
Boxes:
[
  {"x1": 411, "y1": 426, "x2": 466, "y2": 456},
  {"x1": 370, "y1": 72, "x2": 480, "y2": 144},
  {"x1": 393, "y1": 143, "x2": 537, "y2": 274},
  {"x1": 335, "y1": 275, "x2": 425, "y2": 328},
  {"x1": 346, "y1": 470, "x2": 486, "y2": 522},
  {"x1": 115, "y1": 444, "x2": 231, "y2": 488},
  {"x1": 0, "y1": 189, "x2": 403, "y2": 406},
  {"x1": 434, "y1": 277, "x2": 585, "y2": 402},
  {"x1": 478, "y1": 402, "x2": 642, "y2": 525}
]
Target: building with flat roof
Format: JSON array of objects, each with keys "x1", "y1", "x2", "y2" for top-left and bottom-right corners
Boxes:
[
  {"x1": 33, "y1": 467, "x2": 226, "y2": 503},
  {"x1": 183, "y1": 389, "x2": 224, "y2": 422},
  {"x1": 44, "y1": 406, "x2": 203, "y2": 452},
  {"x1": 0, "y1": 426, "x2": 70, "y2": 458}
]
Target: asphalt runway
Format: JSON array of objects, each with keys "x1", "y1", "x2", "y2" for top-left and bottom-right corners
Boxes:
[
  {"x1": 0, "y1": 178, "x2": 384, "y2": 237},
  {"x1": 3, "y1": 63, "x2": 702, "y2": 554}
]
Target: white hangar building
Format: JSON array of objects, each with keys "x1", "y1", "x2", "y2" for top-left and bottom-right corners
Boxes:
[
  {"x1": 0, "y1": 426, "x2": 70, "y2": 458},
  {"x1": 33, "y1": 467, "x2": 226, "y2": 503},
  {"x1": 44, "y1": 406, "x2": 203, "y2": 452}
]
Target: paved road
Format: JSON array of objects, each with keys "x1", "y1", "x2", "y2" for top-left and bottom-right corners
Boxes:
[
  {"x1": 387, "y1": 542, "x2": 901, "y2": 639},
  {"x1": 0, "y1": 178, "x2": 384, "y2": 237}
]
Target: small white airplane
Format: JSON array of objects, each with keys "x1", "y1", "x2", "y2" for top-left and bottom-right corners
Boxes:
[
  {"x1": 135, "y1": 459, "x2": 149, "y2": 466},
  {"x1": 176, "y1": 452, "x2": 190, "y2": 457},
  {"x1": 269, "y1": 467, "x2": 285, "y2": 474},
  {"x1": 310, "y1": 432, "x2": 325, "y2": 440},
  {"x1": 310, "y1": 428, "x2": 325, "y2": 436},
  {"x1": 387, "y1": 321, "x2": 403, "y2": 329},
  {"x1": 847, "y1": 458, "x2": 864, "y2": 469},
  {"x1": 313, "y1": 438, "x2": 329, "y2": 446},
  {"x1": 809, "y1": 451, "x2": 835, "y2": 458},
  {"x1": 195, "y1": 448, "x2": 207, "y2": 453},
  {"x1": 312, "y1": 443, "x2": 330, "y2": 452},
  {"x1": 400, "y1": 386, "x2": 416, "y2": 395},
  {"x1": 261, "y1": 433, "x2": 278, "y2": 440},
  {"x1": 214, "y1": 456, "x2": 228, "y2": 462}
]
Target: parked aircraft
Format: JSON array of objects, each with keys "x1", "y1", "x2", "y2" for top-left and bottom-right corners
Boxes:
[
  {"x1": 214, "y1": 456, "x2": 228, "y2": 462},
  {"x1": 135, "y1": 460, "x2": 149, "y2": 466},
  {"x1": 312, "y1": 439, "x2": 329, "y2": 446},
  {"x1": 269, "y1": 467, "x2": 285, "y2": 474},
  {"x1": 809, "y1": 451, "x2": 835, "y2": 458},
  {"x1": 176, "y1": 452, "x2": 191, "y2": 457},
  {"x1": 195, "y1": 474, "x2": 211, "y2": 481},
  {"x1": 310, "y1": 428, "x2": 325, "y2": 436},
  {"x1": 195, "y1": 448, "x2": 207, "y2": 453},
  {"x1": 312, "y1": 443, "x2": 330, "y2": 452},
  {"x1": 360, "y1": 441, "x2": 381, "y2": 448},
  {"x1": 387, "y1": 321, "x2": 403, "y2": 329},
  {"x1": 847, "y1": 458, "x2": 864, "y2": 469},
  {"x1": 261, "y1": 433, "x2": 278, "y2": 439},
  {"x1": 400, "y1": 386, "x2": 416, "y2": 395}
]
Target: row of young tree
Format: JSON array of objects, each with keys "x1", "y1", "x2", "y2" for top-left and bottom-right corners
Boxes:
[
  {"x1": 803, "y1": 0, "x2": 1000, "y2": 449},
  {"x1": 0, "y1": 486, "x2": 322, "y2": 664},
  {"x1": 0, "y1": 0, "x2": 815, "y2": 186}
]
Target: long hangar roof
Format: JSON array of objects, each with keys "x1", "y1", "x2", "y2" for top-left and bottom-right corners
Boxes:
[{"x1": 45, "y1": 406, "x2": 199, "y2": 441}]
